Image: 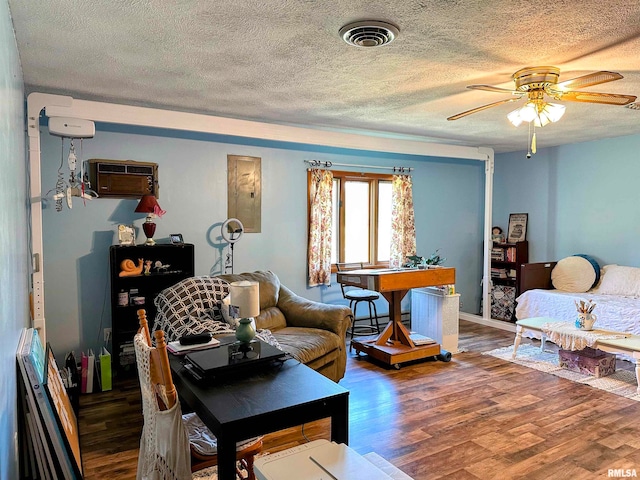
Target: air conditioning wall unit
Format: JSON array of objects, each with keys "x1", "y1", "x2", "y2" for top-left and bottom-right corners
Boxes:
[{"x1": 89, "y1": 159, "x2": 159, "y2": 198}]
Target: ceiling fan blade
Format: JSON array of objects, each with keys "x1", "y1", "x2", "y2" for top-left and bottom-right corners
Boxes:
[
  {"x1": 447, "y1": 97, "x2": 521, "y2": 121},
  {"x1": 555, "y1": 71, "x2": 623, "y2": 90},
  {"x1": 467, "y1": 85, "x2": 521, "y2": 95},
  {"x1": 553, "y1": 90, "x2": 637, "y2": 105}
]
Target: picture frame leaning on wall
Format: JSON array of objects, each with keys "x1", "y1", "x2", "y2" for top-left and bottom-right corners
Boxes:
[{"x1": 507, "y1": 213, "x2": 528, "y2": 243}]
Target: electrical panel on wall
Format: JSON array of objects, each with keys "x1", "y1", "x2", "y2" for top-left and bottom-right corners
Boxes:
[
  {"x1": 227, "y1": 155, "x2": 261, "y2": 233},
  {"x1": 89, "y1": 159, "x2": 159, "y2": 198}
]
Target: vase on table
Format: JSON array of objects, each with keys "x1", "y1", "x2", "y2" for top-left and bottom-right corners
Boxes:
[
  {"x1": 235, "y1": 317, "x2": 256, "y2": 343},
  {"x1": 576, "y1": 313, "x2": 597, "y2": 331}
]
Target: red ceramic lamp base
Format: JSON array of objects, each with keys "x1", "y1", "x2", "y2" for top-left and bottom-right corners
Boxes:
[{"x1": 142, "y1": 220, "x2": 156, "y2": 245}]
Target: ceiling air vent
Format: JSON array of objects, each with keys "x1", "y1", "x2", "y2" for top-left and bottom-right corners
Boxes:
[{"x1": 339, "y1": 20, "x2": 399, "y2": 48}]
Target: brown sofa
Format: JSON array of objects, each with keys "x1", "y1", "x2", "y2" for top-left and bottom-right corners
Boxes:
[
  {"x1": 153, "y1": 271, "x2": 352, "y2": 382},
  {"x1": 217, "y1": 271, "x2": 352, "y2": 382}
]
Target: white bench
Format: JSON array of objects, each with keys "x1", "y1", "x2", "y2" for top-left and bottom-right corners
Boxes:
[{"x1": 513, "y1": 317, "x2": 640, "y2": 394}]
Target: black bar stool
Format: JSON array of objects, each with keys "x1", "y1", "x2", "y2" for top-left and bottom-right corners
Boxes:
[{"x1": 336, "y1": 263, "x2": 381, "y2": 350}]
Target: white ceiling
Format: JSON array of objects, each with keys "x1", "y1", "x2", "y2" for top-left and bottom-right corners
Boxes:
[{"x1": 8, "y1": 0, "x2": 640, "y2": 153}]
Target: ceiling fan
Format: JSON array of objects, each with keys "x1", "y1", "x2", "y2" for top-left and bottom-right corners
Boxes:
[
  {"x1": 448, "y1": 66, "x2": 636, "y2": 121},
  {"x1": 447, "y1": 66, "x2": 637, "y2": 156}
]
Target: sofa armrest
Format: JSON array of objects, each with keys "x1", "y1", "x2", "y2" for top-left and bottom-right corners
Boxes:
[{"x1": 277, "y1": 285, "x2": 352, "y2": 339}]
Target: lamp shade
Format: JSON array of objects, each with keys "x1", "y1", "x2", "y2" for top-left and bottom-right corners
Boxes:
[
  {"x1": 135, "y1": 195, "x2": 160, "y2": 214},
  {"x1": 229, "y1": 281, "x2": 260, "y2": 318}
]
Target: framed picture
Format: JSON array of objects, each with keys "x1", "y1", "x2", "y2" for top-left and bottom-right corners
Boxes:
[
  {"x1": 507, "y1": 213, "x2": 528, "y2": 243},
  {"x1": 170, "y1": 233, "x2": 184, "y2": 244},
  {"x1": 118, "y1": 224, "x2": 135, "y2": 246}
]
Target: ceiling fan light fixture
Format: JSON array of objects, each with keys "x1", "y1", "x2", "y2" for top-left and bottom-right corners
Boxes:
[
  {"x1": 539, "y1": 102, "x2": 566, "y2": 125},
  {"x1": 508, "y1": 101, "x2": 565, "y2": 127},
  {"x1": 507, "y1": 108, "x2": 524, "y2": 127}
]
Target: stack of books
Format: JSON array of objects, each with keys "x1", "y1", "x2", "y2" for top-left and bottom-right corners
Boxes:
[
  {"x1": 409, "y1": 332, "x2": 437, "y2": 346},
  {"x1": 491, "y1": 267, "x2": 507, "y2": 279},
  {"x1": 491, "y1": 248, "x2": 505, "y2": 261}
]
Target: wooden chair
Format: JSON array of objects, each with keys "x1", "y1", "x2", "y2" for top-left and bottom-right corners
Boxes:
[
  {"x1": 135, "y1": 309, "x2": 262, "y2": 479},
  {"x1": 335, "y1": 263, "x2": 381, "y2": 350}
]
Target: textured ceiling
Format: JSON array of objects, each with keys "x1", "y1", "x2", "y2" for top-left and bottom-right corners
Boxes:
[{"x1": 8, "y1": 0, "x2": 640, "y2": 153}]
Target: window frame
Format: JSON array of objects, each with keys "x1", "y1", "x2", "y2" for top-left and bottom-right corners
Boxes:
[{"x1": 308, "y1": 169, "x2": 393, "y2": 273}]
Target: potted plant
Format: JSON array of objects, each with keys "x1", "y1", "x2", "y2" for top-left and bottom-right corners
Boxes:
[{"x1": 404, "y1": 249, "x2": 446, "y2": 268}]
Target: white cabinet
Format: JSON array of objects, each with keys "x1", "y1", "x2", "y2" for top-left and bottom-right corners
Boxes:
[{"x1": 410, "y1": 288, "x2": 460, "y2": 353}]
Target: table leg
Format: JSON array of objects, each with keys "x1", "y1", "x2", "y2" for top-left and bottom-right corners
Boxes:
[
  {"x1": 635, "y1": 353, "x2": 640, "y2": 395},
  {"x1": 329, "y1": 397, "x2": 349, "y2": 445},
  {"x1": 217, "y1": 435, "x2": 236, "y2": 480},
  {"x1": 512, "y1": 325, "x2": 523, "y2": 359}
]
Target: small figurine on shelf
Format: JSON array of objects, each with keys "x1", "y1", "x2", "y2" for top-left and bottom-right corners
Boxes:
[
  {"x1": 144, "y1": 260, "x2": 152, "y2": 276},
  {"x1": 492, "y1": 226, "x2": 505, "y2": 244},
  {"x1": 119, "y1": 259, "x2": 144, "y2": 277},
  {"x1": 154, "y1": 260, "x2": 170, "y2": 273}
]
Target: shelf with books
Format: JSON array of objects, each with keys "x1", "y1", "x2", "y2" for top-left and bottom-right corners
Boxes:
[{"x1": 489, "y1": 240, "x2": 528, "y2": 322}]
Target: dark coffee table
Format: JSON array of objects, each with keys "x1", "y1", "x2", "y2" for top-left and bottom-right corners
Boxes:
[{"x1": 169, "y1": 351, "x2": 349, "y2": 480}]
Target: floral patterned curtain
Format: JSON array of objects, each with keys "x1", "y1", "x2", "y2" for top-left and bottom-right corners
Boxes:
[
  {"x1": 390, "y1": 174, "x2": 416, "y2": 268},
  {"x1": 308, "y1": 168, "x2": 333, "y2": 286}
]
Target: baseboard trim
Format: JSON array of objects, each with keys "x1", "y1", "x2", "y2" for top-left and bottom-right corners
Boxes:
[{"x1": 459, "y1": 312, "x2": 516, "y2": 332}]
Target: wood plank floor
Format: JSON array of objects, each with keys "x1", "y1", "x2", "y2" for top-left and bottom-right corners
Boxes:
[{"x1": 79, "y1": 320, "x2": 640, "y2": 479}]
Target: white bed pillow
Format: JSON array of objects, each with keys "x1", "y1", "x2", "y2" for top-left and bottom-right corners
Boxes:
[
  {"x1": 595, "y1": 265, "x2": 640, "y2": 297},
  {"x1": 551, "y1": 256, "x2": 597, "y2": 292}
]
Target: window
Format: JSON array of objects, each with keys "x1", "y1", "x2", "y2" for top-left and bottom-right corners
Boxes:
[{"x1": 330, "y1": 171, "x2": 393, "y2": 267}]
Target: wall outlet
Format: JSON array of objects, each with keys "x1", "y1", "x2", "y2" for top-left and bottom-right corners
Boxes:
[{"x1": 104, "y1": 328, "x2": 112, "y2": 342}]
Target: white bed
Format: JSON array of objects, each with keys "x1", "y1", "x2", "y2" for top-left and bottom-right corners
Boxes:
[
  {"x1": 516, "y1": 289, "x2": 640, "y2": 337},
  {"x1": 515, "y1": 262, "x2": 640, "y2": 361}
]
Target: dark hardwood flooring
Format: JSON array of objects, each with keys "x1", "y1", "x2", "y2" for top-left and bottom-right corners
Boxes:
[{"x1": 79, "y1": 321, "x2": 640, "y2": 479}]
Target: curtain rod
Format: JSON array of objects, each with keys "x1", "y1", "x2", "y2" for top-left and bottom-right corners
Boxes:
[{"x1": 304, "y1": 159, "x2": 413, "y2": 173}]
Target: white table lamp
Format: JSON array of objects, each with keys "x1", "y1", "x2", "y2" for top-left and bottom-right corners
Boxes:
[{"x1": 229, "y1": 281, "x2": 260, "y2": 343}]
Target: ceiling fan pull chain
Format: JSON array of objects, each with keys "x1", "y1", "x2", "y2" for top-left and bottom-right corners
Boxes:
[{"x1": 531, "y1": 125, "x2": 537, "y2": 155}]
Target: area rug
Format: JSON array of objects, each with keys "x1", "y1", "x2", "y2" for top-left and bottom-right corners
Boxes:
[{"x1": 483, "y1": 343, "x2": 640, "y2": 402}]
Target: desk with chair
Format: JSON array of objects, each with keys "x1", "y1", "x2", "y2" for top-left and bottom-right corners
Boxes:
[
  {"x1": 134, "y1": 310, "x2": 262, "y2": 480},
  {"x1": 168, "y1": 346, "x2": 350, "y2": 480},
  {"x1": 337, "y1": 267, "x2": 455, "y2": 368},
  {"x1": 134, "y1": 309, "x2": 349, "y2": 480}
]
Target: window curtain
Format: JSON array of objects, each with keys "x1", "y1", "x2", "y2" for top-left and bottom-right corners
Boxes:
[
  {"x1": 390, "y1": 174, "x2": 416, "y2": 268},
  {"x1": 308, "y1": 168, "x2": 333, "y2": 286}
]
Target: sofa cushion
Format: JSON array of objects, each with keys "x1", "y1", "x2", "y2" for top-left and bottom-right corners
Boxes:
[
  {"x1": 272, "y1": 327, "x2": 341, "y2": 365},
  {"x1": 255, "y1": 305, "x2": 287, "y2": 331},
  {"x1": 217, "y1": 271, "x2": 280, "y2": 310}
]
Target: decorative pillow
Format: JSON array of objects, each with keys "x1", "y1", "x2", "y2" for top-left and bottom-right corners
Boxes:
[
  {"x1": 551, "y1": 255, "x2": 599, "y2": 292},
  {"x1": 595, "y1": 265, "x2": 640, "y2": 297},
  {"x1": 573, "y1": 254, "x2": 600, "y2": 287},
  {"x1": 219, "y1": 294, "x2": 238, "y2": 327}
]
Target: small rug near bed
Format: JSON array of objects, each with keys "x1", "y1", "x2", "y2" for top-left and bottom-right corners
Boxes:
[{"x1": 483, "y1": 344, "x2": 640, "y2": 402}]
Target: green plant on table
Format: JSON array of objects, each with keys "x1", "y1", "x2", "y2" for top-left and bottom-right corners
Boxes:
[{"x1": 405, "y1": 249, "x2": 446, "y2": 268}]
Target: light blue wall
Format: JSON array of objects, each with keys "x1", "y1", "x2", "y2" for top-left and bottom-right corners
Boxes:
[
  {"x1": 0, "y1": 1, "x2": 28, "y2": 478},
  {"x1": 494, "y1": 134, "x2": 640, "y2": 268},
  {"x1": 40, "y1": 125, "x2": 486, "y2": 357}
]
